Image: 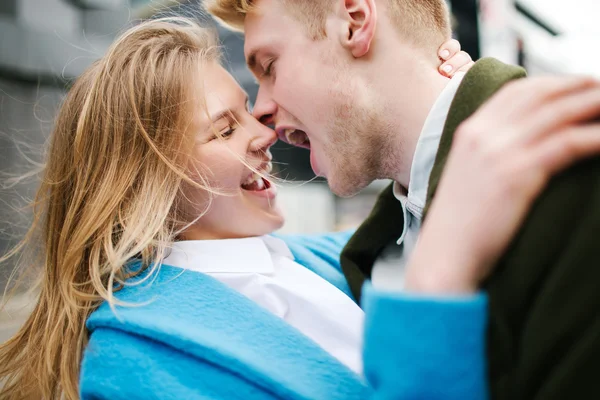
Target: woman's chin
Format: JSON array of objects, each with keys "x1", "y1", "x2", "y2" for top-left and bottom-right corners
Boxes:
[
  {"x1": 257, "y1": 210, "x2": 286, "y2": 235},
  {"x1": 272, "y1": 213, "x2": 286, "y2": 231},
  {"x1": 232, "y1": 208, "x2": 286, "y2": 238},
  {"x1": 180, "y1": 212, "x2": 285, "y2": 240}
]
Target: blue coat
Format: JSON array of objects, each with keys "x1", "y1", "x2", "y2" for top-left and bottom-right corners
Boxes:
[{"x1": 80, "y1": 232, "x2": 488, "y2": 399}]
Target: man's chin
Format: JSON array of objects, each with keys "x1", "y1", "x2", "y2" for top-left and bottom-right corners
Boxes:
[{"x1": 327, "y1": 174, "x2": 370, "y2": 198}]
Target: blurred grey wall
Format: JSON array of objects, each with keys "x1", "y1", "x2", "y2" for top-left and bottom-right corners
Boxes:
[{"x1": 0, "y1": 0, "x2": 130, "y2": 290}]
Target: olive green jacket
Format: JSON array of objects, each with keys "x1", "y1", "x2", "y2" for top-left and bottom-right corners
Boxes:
[{"x1": 340, "y1": 58, "x2": 600, "y2": 400}]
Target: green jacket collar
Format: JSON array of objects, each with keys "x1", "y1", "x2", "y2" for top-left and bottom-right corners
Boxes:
[{"x1": 341, "y1": 58, "x2": 527, "y2": 303}]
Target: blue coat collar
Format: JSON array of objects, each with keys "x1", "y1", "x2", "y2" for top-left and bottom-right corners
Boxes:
[
  {"x1": 274, "y1": 233, "x2": 354, "y2": 299},
  {"x1": 87, "y1": 265, "x2": 368, "y2": 399}
]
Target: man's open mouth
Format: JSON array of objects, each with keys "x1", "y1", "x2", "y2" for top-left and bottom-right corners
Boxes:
[{"x1": 282, "y1": 128, "x2": 310, "y2": 149}]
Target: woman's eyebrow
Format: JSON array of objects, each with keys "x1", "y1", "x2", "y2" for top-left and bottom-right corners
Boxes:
[
  {"x1": 209, "y1": 109, "x2": 232, "y2": 123},
  {"x1": 211, "y1": 93, "x2": 250, "y2": 120}
]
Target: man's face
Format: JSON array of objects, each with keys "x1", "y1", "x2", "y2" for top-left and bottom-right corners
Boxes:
[{"x1": 244, "y1": 0, "x2": 390, "y2": 197}]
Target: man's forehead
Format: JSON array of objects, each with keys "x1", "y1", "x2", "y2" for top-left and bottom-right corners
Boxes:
[
  {"x1": 243, "y1": 11, "x2": 282, "y2": 69},
  {"x1": 242, "y1": 5, "x2": 276, "y2": 53},
  {"x1": 242, "y1": 19, "x2": 263, "y2": 59},
  {"x1": 243, "y1": 27, "x2": 265, "y2": 70}
]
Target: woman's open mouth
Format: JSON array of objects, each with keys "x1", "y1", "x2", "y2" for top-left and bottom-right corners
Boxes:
[
  {"x1": 241, "y1": 172, "x2": 272, "y2": 191},
  {"x1": 240, "y1": 162, "x2": 276, "y2": 199}
]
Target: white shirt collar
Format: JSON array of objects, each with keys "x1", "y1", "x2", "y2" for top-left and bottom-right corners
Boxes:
[
  {"x1": 162, "y1": 236, "x2": 294, "y2": 274},
  {"x1": 393, "y1": 72, "x2": 466, "y2": 218}
]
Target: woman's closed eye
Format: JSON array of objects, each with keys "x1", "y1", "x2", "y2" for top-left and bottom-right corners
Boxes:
[
  {"x1": 211, "y1": 114, "x2": 238, "y2": 141},
  {"x1": 218, "y1": 126, "x2": 236, "y2": 139}
]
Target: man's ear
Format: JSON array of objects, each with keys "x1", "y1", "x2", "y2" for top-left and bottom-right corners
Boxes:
[{"x1": 339, "y1": 0, "x2": 377, "y2": 58}]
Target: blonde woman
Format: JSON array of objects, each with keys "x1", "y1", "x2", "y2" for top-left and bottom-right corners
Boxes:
[{"x1": 1, "y1": 18, "x2": 598, "y2": 400}]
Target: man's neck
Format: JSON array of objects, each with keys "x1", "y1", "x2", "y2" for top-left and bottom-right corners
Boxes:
[{"x1": 384, "y1": 68, "x2": 450, "y2": 189}]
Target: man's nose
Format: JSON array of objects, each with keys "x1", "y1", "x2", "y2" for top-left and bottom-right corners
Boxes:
[{"x1": 252, "y1": 85, "x2": 277, "y2": 126}]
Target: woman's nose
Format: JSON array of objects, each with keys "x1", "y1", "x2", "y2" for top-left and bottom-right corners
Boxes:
[
  {"x1": 253, "y1": 85, "x2": 276, "y2": 126},
  {"x1": 250, "y1": 122, "x2": 277, "y2": 153}
]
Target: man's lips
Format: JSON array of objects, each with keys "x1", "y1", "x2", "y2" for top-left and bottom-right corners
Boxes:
[
  {"x1": 310, "y1": 148, "x2": 322, "y2": 177},
  {"x1": 275, "y1": 126, "x2": 323, "y2": 176}
]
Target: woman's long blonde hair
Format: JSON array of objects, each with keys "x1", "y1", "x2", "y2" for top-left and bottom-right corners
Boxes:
[{"x1": 0, "y1": 18, "x2": 220, "y2": 399}]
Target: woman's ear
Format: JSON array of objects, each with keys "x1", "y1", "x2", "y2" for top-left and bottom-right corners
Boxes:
[{"x1": 339, "y1": 0, "x2": 377, "y2": 58}]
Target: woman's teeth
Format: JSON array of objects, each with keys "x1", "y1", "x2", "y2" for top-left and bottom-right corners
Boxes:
[
  {"x1": 241, "y1": 162, "x2": 273, "y2": 191},
  {"x1": 241, "y1": 174, "x2": 267, "y2": 191},
  {"x1": 242, "y1": 176, "x2": 265, "y2": 191},
  {"x1": 243, "y1": 172, "x2": 263, "y2": 186}
]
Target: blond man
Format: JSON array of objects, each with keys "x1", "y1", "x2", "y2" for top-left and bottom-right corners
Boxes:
[{"x1": 207, "y1": 1, "x2": 600, "y2": 399}]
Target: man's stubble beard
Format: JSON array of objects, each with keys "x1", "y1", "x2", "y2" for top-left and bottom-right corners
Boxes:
[{"x1": 326, "y1": 96, "x2": 399, "y2": 198}]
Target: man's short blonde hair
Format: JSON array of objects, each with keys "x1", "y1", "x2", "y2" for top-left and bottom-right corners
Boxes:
[{"x1": 206, "y1": 0, "x2": 451, "y2": 50}]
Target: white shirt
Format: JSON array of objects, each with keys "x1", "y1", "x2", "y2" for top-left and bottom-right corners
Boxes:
[
  {"x1": 162, "y1": 235, "x2": 365, "y2": 375},
  {"x1": 372, "y1": 72, "x2": 466, "y2": 290}
]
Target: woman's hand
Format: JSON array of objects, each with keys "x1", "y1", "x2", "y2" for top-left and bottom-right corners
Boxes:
[
  {"x1": 405, "y1": 76, "x2": 600, "y2": 294},
  {"x1": 437, "y1": 39, "x2": 474, "y2": 78}
]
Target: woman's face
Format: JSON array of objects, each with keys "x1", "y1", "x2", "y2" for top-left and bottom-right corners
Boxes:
[{"x1": 181, "y1": 63, "x2": 284, "y2": 240}]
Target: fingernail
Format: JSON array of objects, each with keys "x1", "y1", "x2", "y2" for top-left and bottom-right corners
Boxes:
[
  {"x1": 442, "y1": 64, "x2": 453, "y2": 73},
  {"x1": 440, "y1": 49, "x2": 450, "y2": 60}
]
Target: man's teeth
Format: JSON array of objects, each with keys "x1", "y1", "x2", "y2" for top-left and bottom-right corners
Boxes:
[
  {"x1": 284, "y1": 128, "x2": 295, "y2": 143},
  {"x1": 284, "y1": 129, "x2": 308, "y2": 145}
]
